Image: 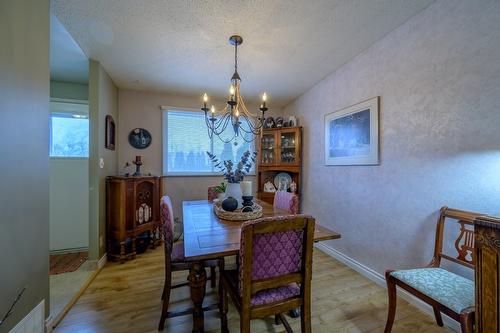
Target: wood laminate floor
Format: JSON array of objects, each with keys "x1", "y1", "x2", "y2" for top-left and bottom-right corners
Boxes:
[{"x1": 54, "y1": 247, "x2": 453, "y2": 333}]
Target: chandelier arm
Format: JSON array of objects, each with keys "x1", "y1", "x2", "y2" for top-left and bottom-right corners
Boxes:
[
  {"x1": 236, "y1": 85, "x2": 261, "y2": 118},
  {"x1": 237, "y1": 114, "x2": 259, "y2": 135},
  {"x1": 217, "y1": 129, "x2": 237, "y2": 144},
  {"x1": 212, "y1": 112, "x2": 232, "y2": 135}
]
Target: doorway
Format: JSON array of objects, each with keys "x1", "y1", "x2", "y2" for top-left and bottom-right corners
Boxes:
[{"x1": 48, "y1": 13, "x2": 96, "y2": 328}]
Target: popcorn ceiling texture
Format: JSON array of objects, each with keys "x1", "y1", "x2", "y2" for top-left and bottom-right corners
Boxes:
[
  {"x1": 283, "y1": 0, "x2": 500, "y2": 275},
  {"x1": 51, "y1": 0, "x2": 432, "y2": 106}
]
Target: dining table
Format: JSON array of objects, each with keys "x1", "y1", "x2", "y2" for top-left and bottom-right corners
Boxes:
[{"x1": 182, "y1": 199, "x2": 341, "y2": 333}]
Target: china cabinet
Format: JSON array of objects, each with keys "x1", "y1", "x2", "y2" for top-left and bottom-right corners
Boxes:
[
  {"x1": 257, "y1": 127, "x2": 302, "y2": 206},
  {"x1": 106, "y1": 175, "x2": 162, "y2": 262}
]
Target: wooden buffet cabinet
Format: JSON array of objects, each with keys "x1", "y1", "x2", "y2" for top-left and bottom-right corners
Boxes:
[
  {"x1": 106, "y1": 175, "x2": 162, "y2": 262},
  {"x1": 475, "y1": 215, "x2": 500, "y2": 333},
  {"x1": 257, "y1": 126, "x2": 302, "y2": 206}
]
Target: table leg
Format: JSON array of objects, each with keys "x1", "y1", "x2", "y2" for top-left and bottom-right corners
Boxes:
[{"x1": 188, "y1": 262, "x2": 206, "y2": 333}]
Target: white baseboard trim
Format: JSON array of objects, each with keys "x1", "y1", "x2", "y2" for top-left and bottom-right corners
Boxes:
[
  {"x1": 314, "y1": 243, "x2": 461, "y2": 332},
  {"x1": 45, "y1": 316, "x2": 53, "y2": 333},
  {"x1": 49, "y1": 246, "x2": 89, "y2": 255},
  {"x1": 97, "y1": 253, "x2": 107, "y2": 270},
  {"x1": 87, "y1": 253, "x2": 107, "y2": 270}
]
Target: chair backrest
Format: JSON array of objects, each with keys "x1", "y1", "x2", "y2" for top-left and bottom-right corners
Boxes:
[
  {"x1": 238, "y1": 215, "x2": 315, "y2": 304},
  {"x1": 208, "y1": 186, "x2": 218, "y2": 203},
  {"x1": 273, "y1": 191, "x2": 299, "y2": 214},
  {"x1": 160, "y1": 195, "x2": 175, "y2": 257},
  {"x1": 432, "y1": 206, "x2": 484, "y2": 269}
]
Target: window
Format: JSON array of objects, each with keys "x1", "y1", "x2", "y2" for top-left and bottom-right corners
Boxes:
[
  {"x1": 163, "y1": 109, "x2": 254, "y2": 175},
  {"x1": 50, "y1": 102, "x2": 89, "y2": 158}
]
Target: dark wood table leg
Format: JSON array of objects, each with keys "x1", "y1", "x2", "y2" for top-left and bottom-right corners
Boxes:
[{"x1": 188, "y1": 262, "x2": 207, "y2": 333}]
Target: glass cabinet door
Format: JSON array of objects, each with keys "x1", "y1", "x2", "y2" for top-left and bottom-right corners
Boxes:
[
  {"x1": 259, "y1": 132, "x2": 277, "y2": 166},
  {"x1": 279, "y1": 128, "x2": 300, "y2": 166}
]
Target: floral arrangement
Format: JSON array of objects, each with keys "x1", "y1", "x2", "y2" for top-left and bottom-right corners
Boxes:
[{"x1": 207, "y1": 150, "x2": 257, "y2": 183}]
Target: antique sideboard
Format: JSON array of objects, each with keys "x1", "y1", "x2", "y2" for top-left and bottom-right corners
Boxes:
[{"x1": 106, "y1": 175, "x2": 162, "y2": 262}]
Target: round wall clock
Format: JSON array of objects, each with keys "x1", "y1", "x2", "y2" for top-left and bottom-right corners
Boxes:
[{"x1": 128, "y1": 128, "x2": 152, "y2": 149}]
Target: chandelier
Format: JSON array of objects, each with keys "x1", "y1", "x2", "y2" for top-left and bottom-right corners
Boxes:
[{"x1": 201, "y1": 35, "x2": 268, "y2": 143}]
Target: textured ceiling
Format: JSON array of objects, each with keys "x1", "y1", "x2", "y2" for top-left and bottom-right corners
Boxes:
[
  {"x1": 50, "y1": 14, "x2": 88, "y2": 84},
  {"x1": 52, "y1": 0, "x2": 433, "y2": 106}
]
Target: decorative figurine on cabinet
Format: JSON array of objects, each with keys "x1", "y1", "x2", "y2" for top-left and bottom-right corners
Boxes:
[
  {"x1": 132, "y1": 156, "x2": 143, "y2": 176},
  {"x1": 263, "y1": 179, "x2": 276, "y2": 193}
]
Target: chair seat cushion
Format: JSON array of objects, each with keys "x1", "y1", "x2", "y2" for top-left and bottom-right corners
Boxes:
[
  {"x1": 223, "y1": 270, "x2": 300, "y2": 306},
  {"x1": 251, "y1": 284, "x2": 301, "y2": 306},
  {"x1": 390, "y1": 268, "x2": 474, "y2": 314}
]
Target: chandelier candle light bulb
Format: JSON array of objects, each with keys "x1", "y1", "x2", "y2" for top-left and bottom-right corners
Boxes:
[{"x1": 203, "y1": 93, "x2": 208, "y2": 108}]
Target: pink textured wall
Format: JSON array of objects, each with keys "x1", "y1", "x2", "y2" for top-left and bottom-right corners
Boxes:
[{"x1": 284, "y1": 0, "x2": 500, "y2": 275}]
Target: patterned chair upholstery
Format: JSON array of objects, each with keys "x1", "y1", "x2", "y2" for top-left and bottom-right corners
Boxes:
[
  {"x1": 161, "y1": 196, "x2": 175, "y2": 251},
  {"x1": 220, "y1": 215, "x2": 315, "y2": 333},
  {"x1": 273, "y1": 191, "x2": 299, "y2": 214},
  {"x1": 158, "y1": 196, "x2": 220, "y2": 331},
  {"x1": 384, "y1": 207, "x2": 483, "y2": 333},
  {"x1": 390, "y1": 268, "x2": 474, "y2": 314}
]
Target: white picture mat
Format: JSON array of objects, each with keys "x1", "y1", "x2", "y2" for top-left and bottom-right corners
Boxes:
[{"x1": 324, "y1": 96, "x2": 379, "y2": 166}]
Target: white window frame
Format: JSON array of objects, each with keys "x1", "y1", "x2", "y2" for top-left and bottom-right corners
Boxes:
[
  {"x1": 162, "y1": 107, "x2": 256, "y2": 176},
  {"x1": 49, "y1": 100, "x2": 89, "y2": 159}
]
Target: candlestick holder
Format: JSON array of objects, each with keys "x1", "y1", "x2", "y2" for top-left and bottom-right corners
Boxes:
[
  {"x1": 132, "y1": 156, "x2": 143, "y2": 176},
  {"x1": 242, "y1": 195, "x2": 253, "y2": 207}
]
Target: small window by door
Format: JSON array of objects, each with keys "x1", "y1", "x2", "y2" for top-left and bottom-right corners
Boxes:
[{"x1": 50, "y1": 101, "x2": 89, "y2": 158}]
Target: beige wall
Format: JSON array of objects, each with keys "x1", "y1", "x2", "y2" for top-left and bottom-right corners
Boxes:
[
  {"x1": 283, "y1": 0, "x2": 500, "y2": 275},
  {"x1": 50, "y1": 80, "x2": 88, "y2": 101},
  {"x1": 118, "y1": 89, "x2": 282, "y2": 217},
  {"x1": 0, "y1": 0, "x2": 50, "y2": 327},
  {"x1": 89, "y1": 60, "x2": 119, "y2": 259},
  {"x1": 49, "y1": 158, "x2": 89, "y2": 251}
]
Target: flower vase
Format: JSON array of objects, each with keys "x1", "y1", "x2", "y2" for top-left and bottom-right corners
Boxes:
[{"x1": 225, "y1": 182, "x2": 243, "y2": 208}]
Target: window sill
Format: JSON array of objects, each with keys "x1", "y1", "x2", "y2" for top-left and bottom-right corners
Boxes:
[
  {"x1": 50, "y1": 156, "x2": 89, "y2": 160},
  {"x1": 162, "y1": 173, "x2": 256, "y2": 177}
]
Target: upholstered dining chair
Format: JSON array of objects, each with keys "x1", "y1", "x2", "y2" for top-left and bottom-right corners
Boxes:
[
  {"x1": 274, "y1": 191, "x2": 299, "y2": 214},
  {"x1": 158, "y1": 195, "x2": 221, "y2": 331},
  {"x1": 220, "y1": 214, "x2": 315, "y2": 333}
]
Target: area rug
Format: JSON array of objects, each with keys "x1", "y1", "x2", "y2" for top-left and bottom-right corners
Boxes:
[{"x1": 50, "y1": 251, "x2": 88, "y2": 275}]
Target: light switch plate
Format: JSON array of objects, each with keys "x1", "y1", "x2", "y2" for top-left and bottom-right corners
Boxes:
[{"x1": 99, "y1": 158, "x2": 104, "y2": 168}]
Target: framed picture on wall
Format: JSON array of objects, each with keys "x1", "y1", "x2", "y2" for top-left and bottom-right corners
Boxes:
[
  {"x1": 324, "y1": 96, "x2": 379, "y2": 165},
  {"x1": 105, "y1": 115, "x2": 116, "y2": 150}
]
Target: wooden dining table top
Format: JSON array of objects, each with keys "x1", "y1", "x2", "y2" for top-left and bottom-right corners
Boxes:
[{"x1": 183, "y1": 199, "x2": 341, "y2": 261}]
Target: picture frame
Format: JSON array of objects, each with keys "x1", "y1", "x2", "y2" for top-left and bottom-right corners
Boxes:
[
  {"x1": 324, "y1": 96, "x2": 379, "y2": 166},
  {"x1": 105, "y1": 115, "x2": 116, "y2": 150}
]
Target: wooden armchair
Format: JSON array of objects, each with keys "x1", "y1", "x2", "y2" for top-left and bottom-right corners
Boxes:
[
  {"x1": 220, "y1": 215, "x2": 315, "y2": 333},
  {"x1": 158, "y1": 196, "x2": 221, "y2": 330},
  {"x1": 384, "y1": 207, "x2": 483, "y2": 333}
]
